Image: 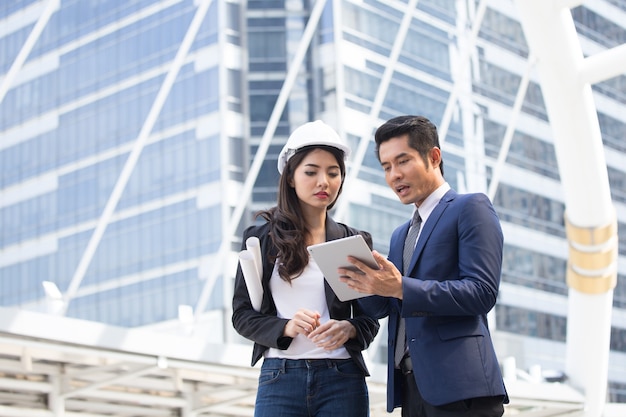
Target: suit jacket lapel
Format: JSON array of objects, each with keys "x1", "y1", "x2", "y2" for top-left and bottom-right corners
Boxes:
[
  {"x1": 391, "y1": 220, "x2": 410, "y2": 272},
  {"x1": 325, "y1": 216, "x2": 345, "y2": 241},
  {"x1": 405, "y1": 190, "x2": 456, "y2": 274}
]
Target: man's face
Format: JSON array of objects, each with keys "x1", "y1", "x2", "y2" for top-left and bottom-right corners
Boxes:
[{"x1": 378, "y1": 134, "x2": 441, "y2": 207}]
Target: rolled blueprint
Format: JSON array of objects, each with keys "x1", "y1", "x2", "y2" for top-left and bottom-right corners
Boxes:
[
  {"x1": 239, "y1": 236, "x2": 263, "y2": 311},
  {"x1": 246, "y1": 236, "x2": 263, "y2": 280}
]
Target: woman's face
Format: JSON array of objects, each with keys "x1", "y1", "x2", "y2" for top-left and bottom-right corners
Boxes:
[{"x1": 290, "y1": 148, "x2": 343, "y2": 213}]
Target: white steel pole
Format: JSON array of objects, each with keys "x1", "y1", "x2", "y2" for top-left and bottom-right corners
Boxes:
[{"x1": 514, "y1": 2, "x2": 618, "y2": 416}]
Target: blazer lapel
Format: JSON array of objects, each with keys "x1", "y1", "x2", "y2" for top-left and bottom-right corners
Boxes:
[
  {"x1": 405, "y1": 190, "x2": 456, "y2": 274},
  {"x1": 325, "y1": 216, "x2": 345, "y2": 241},
  {"x1": 392, "y1": 221, "x2": 411, "y2": 273},
  {"x1": 323, "y1": 216, "x2": 349, "y2": 305}
]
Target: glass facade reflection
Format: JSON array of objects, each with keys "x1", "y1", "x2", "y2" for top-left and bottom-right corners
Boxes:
[{"x1": 1, "y1": 0, "x2": 231, "y2": 326}]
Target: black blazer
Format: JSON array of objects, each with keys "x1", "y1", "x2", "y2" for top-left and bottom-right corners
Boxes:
[{"x1": 231, "y1": 216, "x2": 379, "y2": 375}]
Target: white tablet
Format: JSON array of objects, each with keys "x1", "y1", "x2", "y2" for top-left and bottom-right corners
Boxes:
[{"x1": 307, "y1": 234, "x2": 378, "y2": 301}]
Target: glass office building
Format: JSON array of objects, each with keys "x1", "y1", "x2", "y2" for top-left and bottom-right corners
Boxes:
[
  {"x1": 1, "y1": 0, "x2": 232, "y2": 325},
  {"x1": 1, "y1": 0, "x2": 625, "y2": 411}
]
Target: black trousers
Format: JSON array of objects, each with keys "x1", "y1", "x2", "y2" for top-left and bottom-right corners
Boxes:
[{"x1": 401, "y1": 371, "x2": 504, "y2": 417}]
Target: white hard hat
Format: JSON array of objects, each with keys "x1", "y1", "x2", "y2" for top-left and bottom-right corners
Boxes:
[{"x1": 277, "y1": 120, "x2": 351, "y2": 174}]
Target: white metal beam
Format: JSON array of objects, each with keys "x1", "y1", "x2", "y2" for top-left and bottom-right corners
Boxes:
[
  {"x1": 334, "y1": 0, "x2": 419, "y2": 221},
  {"x1": 579, "y1": 43, "x2": 626, "y2": 85},
  {"x1": 513, "y1": 1, "x2": 618, "y2": 416},
  {"x1": 60, "y1": 365, "x2": 157, "y2": 399},
  {"x1": 0, "y1": 0, "x2": 59, "y2": 105},
  {"x1": 193, "y1": 0, "x2": 330, "y2": 319},
  {"x1": 555, "y1": 0, "x2": 584, "y2": 8},
  {"x1": 438, "y1": 0, "x2": 487, "y2": 146},
  {"x1": 63, "y1": 0, "x2": 213, "y2": 314},
  {"x1": 487, "y1": 57, "x2": 535, "y2": 201}
]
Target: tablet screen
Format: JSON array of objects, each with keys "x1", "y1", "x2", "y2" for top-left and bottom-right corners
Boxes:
[{"x1": 307, "y1": 235, "x2": 377, "y2": 301}]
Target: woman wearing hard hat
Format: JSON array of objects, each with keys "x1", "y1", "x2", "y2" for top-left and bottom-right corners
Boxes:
[{"x1": 232, "y1": 120, "x2": 379, "y2": 416}]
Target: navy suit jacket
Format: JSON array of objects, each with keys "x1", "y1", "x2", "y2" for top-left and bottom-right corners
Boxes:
[{"x1": 361, "y1": 189, "x2": 508, "y2": 410}]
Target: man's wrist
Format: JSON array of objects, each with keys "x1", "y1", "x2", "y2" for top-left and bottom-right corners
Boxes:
[{"x1": 395, "y1": 280, "x2": 404, "y2": 299}]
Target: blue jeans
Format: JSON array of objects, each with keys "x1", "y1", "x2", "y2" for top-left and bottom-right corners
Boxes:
[{"x1": 255, "y1": 358, "x2": 369, "y2": 417}]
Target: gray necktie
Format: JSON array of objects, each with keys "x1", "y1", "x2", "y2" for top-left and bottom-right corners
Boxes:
[{"x1": 395, "y1": 210, "x2": 421, "y2": 367}]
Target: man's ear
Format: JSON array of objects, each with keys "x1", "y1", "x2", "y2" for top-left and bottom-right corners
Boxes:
[{"x1": 429, "y1": 147, "x2": 442, "y2": 167}]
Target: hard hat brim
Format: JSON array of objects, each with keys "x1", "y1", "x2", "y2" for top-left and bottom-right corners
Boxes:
[{"x1": 277, "y1": 121, "x2": 351, "y2": 174}]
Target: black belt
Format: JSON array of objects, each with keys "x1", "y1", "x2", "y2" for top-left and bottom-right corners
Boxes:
[
  {"x1": 263, "y1": 358, "x2": 352, "y2": 369},
  {"x1": 399, "y1": 355, "x2": 413, "y2": 375}
]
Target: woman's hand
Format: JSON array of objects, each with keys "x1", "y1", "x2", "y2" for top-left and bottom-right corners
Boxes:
[
  {"x1": 308, "y1": 319, "x2": 356, "y2": 350},
  {"x1": 284, "y1": 309, "x2": 321, "y2": 338}
]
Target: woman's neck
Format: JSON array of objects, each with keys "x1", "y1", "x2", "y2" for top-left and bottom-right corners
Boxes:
[{"x1": 304, "y1": 210, "x2": 327, "y2": 246}]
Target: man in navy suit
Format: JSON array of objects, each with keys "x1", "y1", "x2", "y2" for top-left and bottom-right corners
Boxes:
[{"x1": 340, "y1": 115, "x2": 508, "y2": 416}]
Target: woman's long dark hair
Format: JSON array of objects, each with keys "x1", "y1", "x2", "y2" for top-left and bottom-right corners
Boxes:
[{"x1": 258, "y1": 145, "x2": 346, "y2": 283}]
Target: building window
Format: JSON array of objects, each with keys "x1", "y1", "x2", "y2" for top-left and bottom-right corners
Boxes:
[
  {"x1": 483, "y1": 119, "x2": 559, "y2": 179},
  {"x1": 493, "y1": 184, "x2": 566, "y2": 237},
  {"x1": 502, "y1": 244, "x2": 568, "y2": 294},
  {"x1": 496, "y1": 304, "x2": 567, "y2": 342}
]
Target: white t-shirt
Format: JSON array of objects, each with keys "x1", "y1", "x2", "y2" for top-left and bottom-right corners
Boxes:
[{"x1": 265, "y1": 257, "x2": 350, "y2": 360}]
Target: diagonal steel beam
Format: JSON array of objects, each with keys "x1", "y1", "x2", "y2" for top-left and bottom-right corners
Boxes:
[
  {"x1": 335, "y1": 0, "x2": 487, "y2": 219},
  {"x1": 334, "y1": 0, "x2": 419, "y2": 221},
  {"x1": 60, "y1": 365, "x2": 157, "y2": 399},
  {"x1": 0, "y1": 0, "x2": 59, "y2": 105},
  {"x1": 438, "y1": 0, "x2": 487, "y2": 146},
  {"x1": 487, "y1": 56, "x2": 535, "y2": 201},
  {"x1": 193, "y1": 0, "x2": 330, "y2": 320},
  {"x1": 62, "y1": 0, "x2": 213, "y2": 314}
]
